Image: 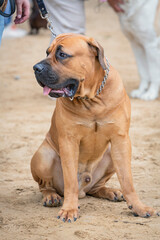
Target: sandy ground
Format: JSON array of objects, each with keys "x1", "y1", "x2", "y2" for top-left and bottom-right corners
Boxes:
[{"x1": 0, "y1": 1, "x2": 160, "y2": 239}]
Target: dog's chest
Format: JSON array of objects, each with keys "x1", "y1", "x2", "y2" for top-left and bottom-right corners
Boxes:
[{"x1": 77, "y1": 120, "x2": 111, "y2": 167}]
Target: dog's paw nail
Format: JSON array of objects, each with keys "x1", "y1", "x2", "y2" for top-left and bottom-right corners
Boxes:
[
  {"x1": 54, "y1": 199, "x2": 57, "y2": 203},
  {"x1": 62, "y1": 218, "x2": 66, "y2": 222},
  {"x1": 128, "y1": 205, "x2": 133, "y2": 209},
  {"x1": 157, "y1": 212, "x2": 160, "y2": 216},
  {"x1": 74, "y1": 217, "x2": 77, "y2": 222},
  {"x1": 43, "y1": 202, "x2": 47, "y2": 207},
  {"x1": 68, "y1": 219, "x2": 71, "y2": 223},
  {"x1": 145, "y1": 213, "x2": 150, "y2": 218},
  {"x1": 57, "y1": 216, "x2": 60, "y2": 219},
  {"x1": 59, "y1": 200, "x2": 62, "y2": 205},
  {"x1": 49, "y1": 200, "x2": 52, "y2": 205},
  {"x1": 78, "y1": 206, "x2": 80, "y2": 209},
  {"x1": 133, "y1": 212, "x2": 138, "y2": 217}
]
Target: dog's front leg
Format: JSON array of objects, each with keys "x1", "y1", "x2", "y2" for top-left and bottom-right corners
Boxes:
[
  {"x1": 58, "y1": 136, "x2": 79, "y2": 222},
  {"x1": 111, "y1": 134, "x2": 157, "y2": 217}
]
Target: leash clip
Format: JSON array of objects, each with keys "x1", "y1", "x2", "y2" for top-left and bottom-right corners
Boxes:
[
  {"x1": 46, "y1": 18, "x2": 57, "y2": 39},
  {"x1": 36, "y1": 0, "x2": 57, "y2": 39},
  {"x1": 39, "y1": 12, "x2": 57, "y2": 38}
]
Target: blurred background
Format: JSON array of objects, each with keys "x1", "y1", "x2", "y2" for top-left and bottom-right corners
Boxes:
[{"x1": 0, "y1": 1, "x2": 160, "y2": 240}]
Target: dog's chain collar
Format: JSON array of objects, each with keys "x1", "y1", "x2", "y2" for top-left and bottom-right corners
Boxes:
[{"x1": 69, "y1": 57, "x2": 110, "y2": 101}]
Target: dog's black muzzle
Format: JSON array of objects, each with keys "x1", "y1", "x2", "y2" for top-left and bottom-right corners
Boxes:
[
  {"x1": 33, "y1": 60, "x2": 59, "y2": 88},
  {"x1": 33, "y1": 60, "x2": 79, "y2": 98}
]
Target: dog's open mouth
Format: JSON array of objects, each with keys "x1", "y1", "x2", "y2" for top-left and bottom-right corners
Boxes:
[
  {"x1": 43, "y1": 84, "x2": 76, "y2": 98},
  {"x1": 39, "y1": 79, "x2": 79, "y2": 98}
]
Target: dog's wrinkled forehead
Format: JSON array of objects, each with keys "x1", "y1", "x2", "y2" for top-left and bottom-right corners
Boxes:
[
  {"x1": 47, "y1": 34, "x2": 91, "y2": 57},
  {"x1": 46, "y1": 33, "x2": 107, "y2": 70}
]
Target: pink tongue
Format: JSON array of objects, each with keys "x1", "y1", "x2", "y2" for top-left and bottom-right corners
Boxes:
[{"x1": 43, "y1": 86, "x2": 52, "y2": 96}]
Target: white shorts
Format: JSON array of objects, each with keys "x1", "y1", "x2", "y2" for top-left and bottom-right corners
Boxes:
[{"x1": 45, "y1": 0, "x2": 85, "y2": 41}]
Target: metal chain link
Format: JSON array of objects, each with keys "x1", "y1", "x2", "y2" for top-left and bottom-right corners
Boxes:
[
  {"x1": 96, "y1": 57, "x2": 110, "y2": 96},
  {"x1": 74, "y1": 57, "x2": 110, "y2": 101},
  {"x1": 39, "y1": 12, "x2": 57, "y2": 39},
  {"x1": 46, "y1": 16, "x2": 57, "y2": 39}
]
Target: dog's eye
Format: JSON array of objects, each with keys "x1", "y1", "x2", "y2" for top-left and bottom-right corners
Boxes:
[
  {"x1": 56, "y1": 46, "x2": 72, "y2": 61},
  {"x1": 57, "y1": 51, "x2": 69, "y2": 60},
  {"x1": 59, "y1": 52, "x2": 67, "y2": 58}
]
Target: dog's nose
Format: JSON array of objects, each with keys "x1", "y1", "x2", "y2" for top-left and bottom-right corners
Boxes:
[{"x1": 33, "y1": 63, "x2": 44, "y2": 73}]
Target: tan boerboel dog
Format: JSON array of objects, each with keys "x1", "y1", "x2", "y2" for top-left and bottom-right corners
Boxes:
[{"x1": 31, "y1": 33, "x2": 159, "y2": 222}]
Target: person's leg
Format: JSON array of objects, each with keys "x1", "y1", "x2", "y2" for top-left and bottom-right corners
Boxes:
[
  {"x1": 0, "y1": 0, "x2": 11, "y2": 45},
  {"x1": 45, "y1": 0, "x2": 85, "y2": 42},
  {"x1": 0, "y1": 15, "x2": 5, "y2": 45},
  {"x1": 4, "y1": 0, "x2": 12, "y2": 27}
]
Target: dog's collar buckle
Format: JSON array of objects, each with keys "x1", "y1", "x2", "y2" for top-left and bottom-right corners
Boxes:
[{"x1": 69, "y1": 97, "x2": 74, "y2": 101}]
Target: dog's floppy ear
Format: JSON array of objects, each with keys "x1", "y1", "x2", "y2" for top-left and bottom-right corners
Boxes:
[{"x1": 87, "y1": 38, "x2": 107, "y2": 70}]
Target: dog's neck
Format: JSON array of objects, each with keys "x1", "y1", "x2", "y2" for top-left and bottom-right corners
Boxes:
[
  {"x1": 74, "y1": 58, "x2": 109, "y2": 100},
  {"x1": 59, "y1": 65, "x2": 126, "y2": 118}
]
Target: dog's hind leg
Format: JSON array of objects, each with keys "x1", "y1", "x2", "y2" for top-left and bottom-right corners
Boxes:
[
  {"x1": 129, "y1": 39, "x2": 150, "y2": 98},
  {"x1": 31, "y1": 139, "x2": 64, "y2": 207},
  {"x1": 119, "y1": 21, "x2": 150, "y2": 98},
  {"x1": 87, "y1": 148, "x2": 124, "y2": 202},
  {"x1": 139, "y1": 0, "x2": 160, "y2": 100},
  {"x1": 88, "y1": 179, "x2": 124, "y2": 202},
  {"x1": 130, "y1": 0, "x2": 160, "y2": 100},
  {"x1": 140, "y1": 33, "x2": 160, "y2": 100}
]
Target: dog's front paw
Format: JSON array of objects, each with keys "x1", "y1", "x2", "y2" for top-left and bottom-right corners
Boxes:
[
  {"x1": 130, "y1": 89, "x2": 145, "y2": 98},
  {"x1": 130, "y1": 80, "x2": 149, "y2": 99},
  {"x1": 140, "y1": 83, "x2": 159, "y2": 100},
  {"x1": 57, "y1": 207, "x2": 79, "y2": 223},
  {"x1": 128, "y1": 202, "x2": 159, "y2": 218}
]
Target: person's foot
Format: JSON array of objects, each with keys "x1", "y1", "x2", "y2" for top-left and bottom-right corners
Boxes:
[{"x1": 3, "y1": 24, "x2": 27, "y2": 39}]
